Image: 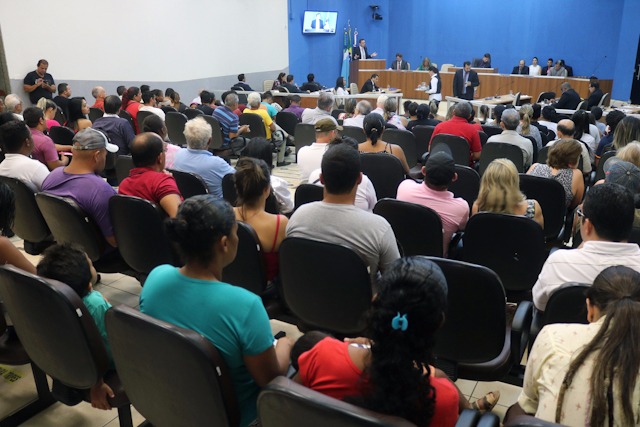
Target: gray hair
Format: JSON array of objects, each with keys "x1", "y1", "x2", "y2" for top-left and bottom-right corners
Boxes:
[
  {"x1": 453, "y1": 101, "x2": 472, "y2": 119},
  {"x1": 183, "y1": 116, "x2": 212, "y2": 150},
  {"x1": 384, "y1": 97, "x2": 397, "y2": 113},
  {"x1": 355, "y1": 100, "x2": 372, "y2": 115},
  {"x1": 317, "y1": 92, "x2": 334, "y2": 111},
  {"x1": 91, "y1": 86, "x2": 102, "y2": 99},
  {"x1": 247, "y1": 92, "x2": 261, "y2": 108},
  {"x1": 376, "y1": 94, "x2": 388, "y2": 108},
  {"x1": 561, "y1": 82, "x2": 571, "y2": 91},
  {"x1": 225, "y1": 93, "x2": 239, "y2": 108},
  {"x1": 501, "y1": 109, "x2": 520, "y2": 130},
  {"x1": 4, "y1": 94, "x2": 22, "y2": 113}
]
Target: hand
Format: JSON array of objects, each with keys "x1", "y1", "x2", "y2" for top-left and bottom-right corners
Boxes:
[
  {"x1": 90, "y1": 380, "x2": 114, "y2": 410},
  {"x1": 276, "y1": 336, "x2": 293, "y2": 348},
  {"x1": 371, "y1": 52, "x2": 378, "y2": 57},
  {"x1": 241, "y1": 125, "x2": 250, "y2": 133},
  {"x1": 343, "y1": 337, "x2": 371, "y2": 345}
]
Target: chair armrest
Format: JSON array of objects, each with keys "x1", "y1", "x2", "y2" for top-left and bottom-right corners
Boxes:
[
  {"x1": 588, "y1": 170, "x2": 596, "y2": 187},
  {"x1": 528, "y1": 307, "x2": 544, "y2": 353},
  {"x1": 511, "y1": 301, "x2": 533, "y2": 365},
  {"x1": 477, "y1": 412, "x2": 500, "y2": 427},
  {"x1": 456, "y1": 409, "x2": 481, "y2": 427},
  {"x1": 448, "y1": 232, "x2": 465, "y2": 260}
]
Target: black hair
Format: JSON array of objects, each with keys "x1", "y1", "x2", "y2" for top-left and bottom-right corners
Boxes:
[
  {"x1": 130, "y1": 133, "x2": 164, "y2": 167},
  {"x1": 165, "y1": 196, "x2": 235, "y2": 267},
  {"x1": 321, "y1": 143, "x2": 360, "y2": 195},
  {"x1": 116, "y1": 85, "x2": 126, "y2": 96},
  {"x1": 541, "y1": 106, "x2": 558, "y2": 122},
  {"x1": 66, "y1": 97, "x2": 87, "y2": 129},
  {"x1": 583, "y1": 183, "x2": 634, "y2": 242},
  {"x1": 363, "y1": 113, "x2": 385, "y2": 145},
  {"x1": 590, "y1": 81, "x2": 600, "y2": 90},
  {"x1": 0, "y1": 113, "x2": 18, "y2": 127},
  {"x1": 493, "y1": 105, "x2": 506, "y2": 124},
  {"x1": 328, "y1": 135, "x2": 359, "y2": 151},
  {"x1": 242, "y1": 137, "x2": 274, "y2": 169},
  {"x1": 238, "y1": 73, "x2": 245, "y2": 81},
  {"x1": 234, "y1": 158, "x2": 271, "y2": 208},
  {"x1": 140, "y1": 85, "x2": 150, "y2": 94},
  {"x1": 286, "y1": 74, "x2": 295, "y2": 83},
  {"x1": 408, "y1": 102, "x2": 419, "y2": 117},
  {"x1": 165, "y1": 88, "x2": 175, "y2": 98},
  {"x1": 571, "y1": 110, "x2": 589, "y2": 140},
  {"x1": 142, "y1": 114, "x2": 165, "y2": 136},
  {"x1": 22, "y1": 107, "x2": 44, "y2": 128},
  {"x1": 104, "y1": 95, "x2": 121, "y2": 114},
  {"x1": 370, "y1": 73, "x2": 379, "y2": 79},
  {"x1": 290, "y1": 94, "x2": 301, "y2": 103},
  {"x1": 416, "y1": 103, "x2": 430, "y2": 120},
  {"x1": 0, "y1": 121, "x2": 30, "y2": 153},
  {"x1": 290, "y1": 331, "x2": 331, "y2": 371},
  {"x1": 57, "y1": 83, "x2": 68, "y2": 94},
  {"x1": 141, "y1": 91, "x2": 155, "y2": 104},
  {"x1": 0, "y1": 182, "x2": 15, "y2": 235},
  {"x1": 463, "y1": 61, "x2": 471, "y2": 67},
  {"x1": 121, "y1": 86, "x2": 140, "y2": 110},
  {"x1": 200, "y1": 91, "x2": 214, "y2": 104},
  {"x1": 262, "y1": 91, "x2": 273, "y2": 101},
  {"x1": 37, "y1": 243, "x2": 92, "y2": 298},
  {"x1": 221, "y1": 90, "x2": 236, "y2": 104},
  {"x1": 606, "y1": 110, "x2": 626, "y2": 134},
  {"x1": 307, "y1": 73, "x2": 315, "y2": 82},
  {"x1": 531, "y1": 103, "x2": 542, "y2": 120},
  {"x1": 590, "y1": 106, "x2": 603, "y2": 120},
  {"x1": 335, "y1": 76, "x2": 345, "y2": 89}
]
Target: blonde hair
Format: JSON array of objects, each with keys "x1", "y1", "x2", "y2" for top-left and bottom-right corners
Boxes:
[
  {"x1": 445, "y1": 104, "x2": 455, "y2": 121},
  {"x1": 616, "y1": 141, "x2": 640, "y2": 168},
  {"x1": 476, "y1": 159, "x2": 525, "y2": 214},
  {"x1": 519, "y1": 104, "x2": 533, "y2": 135}
]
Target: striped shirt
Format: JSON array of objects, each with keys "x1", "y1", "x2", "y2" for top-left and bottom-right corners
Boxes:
[{"x1": 212, "y1": 105, "x2": 239, "y2": 147}]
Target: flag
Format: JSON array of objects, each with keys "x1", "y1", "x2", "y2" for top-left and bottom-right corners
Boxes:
[{"x1": 341, "y1": 21, "x2": 353, "y2": 84}]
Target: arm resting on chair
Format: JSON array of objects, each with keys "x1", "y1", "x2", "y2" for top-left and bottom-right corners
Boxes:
[{"x1": 510, "y1": 301, "x2": 533, "y2": 365}]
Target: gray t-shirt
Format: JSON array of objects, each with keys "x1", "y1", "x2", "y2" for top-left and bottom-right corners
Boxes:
[{"x1": 286, "y1": 202, "x2": 400, "y2": 282}]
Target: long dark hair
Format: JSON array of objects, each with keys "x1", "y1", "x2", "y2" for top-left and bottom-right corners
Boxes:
[
  {"x1": 555, "y1": 265, "x2": 640, "y2": 426},
  {"x1": 66, "y1": 97, "x2": 87, "y2": 130},
  {"x1": 363, "y1": 113, "x2": 385, "y2": 145},
  {"x1": 356, "y1": 257, "x2": 448, "y2": 426},
  {"x1": 234, "y1": 157, "x2": 271, "y2": 209},
  {"x1": 121, "y1": 86, "x2": 140, "y2": 110},
  {"x1": 335, "y1": 76, "x2": 345, "y2": 90}
]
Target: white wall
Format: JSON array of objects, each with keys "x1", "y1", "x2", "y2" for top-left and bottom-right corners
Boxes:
[{"x1": 0, "y1": 0, "x2": 289, "y2": 101}]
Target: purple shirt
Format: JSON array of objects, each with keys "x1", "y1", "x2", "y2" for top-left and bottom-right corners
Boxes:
[
  {"x1": 42, "y1": 167, "x2": 117, "y2": 240},
  {"x1": 283, "y1": 104, "x2": 306, "y2": 120},
  {"x1": 30, "y1": 128, "x2": 59, "y2": 166}
]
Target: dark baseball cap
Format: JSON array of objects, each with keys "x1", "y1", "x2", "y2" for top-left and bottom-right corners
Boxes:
[
  {"x1": 424, "y1": 151, "x2": 455, "y2": 186},
  {"x1": 314, "y1": 118, "x2": 342, "y2": 132}
]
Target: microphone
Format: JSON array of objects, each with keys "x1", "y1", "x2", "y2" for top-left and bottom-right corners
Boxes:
[
  {"x1": 493, "y1": 77, "x2": 514, "y2": 98},
  {"x1": 590, "y1": 55, "x2": 607, "y2": 78}
]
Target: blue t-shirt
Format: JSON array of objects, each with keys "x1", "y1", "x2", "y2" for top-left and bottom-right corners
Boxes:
[
  {"x1": 83, "y1": 290, "x2": 113, "y2": 367},
  {"x1": 172, "y1": 149, "x2": 235, "y2": 198},
  {"x1": 140, "y1": 265, "x2": 274, "y2": 427}
]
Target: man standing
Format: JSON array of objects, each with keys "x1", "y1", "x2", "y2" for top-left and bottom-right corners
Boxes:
[
  {"x1": 453, "y1": 62, "x2": 480, "y2": 100},
  {"x1": 551, "y1": 82, "x2": 581, "y2": 110},
  {"x1": 297, "y1": 118, "x2": 340, "y2": 181},
  {"x1": 360, "y1": 74, "x2": 380, "y2": 93},
  {"x1": 586, "y1": 82, "x2": 604, "y2": 110},
  {"x1": 139, "y1": 91, "x2": 166, "y2": 120},
  {"x1": 23, "y1": 59, "x2": 55, "y2": 104},
  {"x1": 512, "y1": 60, "x2": 529, "y2": 75},
  {"x1": 429, "y1": 102, "x2": 482, "y2": 166},
  {"x1": 390, "y1": 53, "x2": 409, "y2": 70},
  {"x1": 301, "y1": 92, "x2": 338, "y2": 126},
  {"x1": 486, "y1": 109, "x2": 534, "y2": 169},
  {"x1": 53, "y1": 83, "x2": 72, "y2": 119},
  {"x1": 352, "y1": 39, "x2": 377, "y2": 60},
  {"x1": 92, "y1": 95, "x2": 135, "y2": 155},
  {"x1": 0, "y1": 121, "x2": 50, "y2": 191},
  {"x1": 91, "y1": 86, "x2": 107, "y2": 111}
]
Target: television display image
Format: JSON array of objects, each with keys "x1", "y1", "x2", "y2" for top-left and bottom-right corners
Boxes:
[{"x1": 302, "y1": 11, "x2": 338, "y2": 34}]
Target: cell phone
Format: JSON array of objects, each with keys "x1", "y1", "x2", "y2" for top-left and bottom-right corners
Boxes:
[{"x1": 274, "y1": 331, "x2": 286, "y2": 340}]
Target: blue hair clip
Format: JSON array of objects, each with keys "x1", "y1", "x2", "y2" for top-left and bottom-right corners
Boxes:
[{"x1": 391, "y1": 312, "x2": 408, "y2": 331}]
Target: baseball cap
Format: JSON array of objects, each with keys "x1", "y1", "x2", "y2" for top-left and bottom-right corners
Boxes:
[
  {"x1": 605, "y1": 160, "x2": 640, "y2": 194},
  {"x1": 424, "y1": 151, "x2": 455, "y2": 186},
  {"x1": 315, "y1": 118, "x2": 342, "y2": 132},
  {"x1": 72, "y1": 128, "x2": 119, "y2": 153}
]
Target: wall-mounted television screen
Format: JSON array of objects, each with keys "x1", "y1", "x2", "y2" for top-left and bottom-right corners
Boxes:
[{"x1": 302, "y1": 11, "x2": 338, "y2": 34}]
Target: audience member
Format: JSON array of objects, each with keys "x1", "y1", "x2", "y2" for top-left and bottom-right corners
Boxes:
[
  {"x1": 614, "y1": 142, "x2": 640, "y2": 168},
  {"x1": 343, "y1": 100, "x2": 372, "y2": 129},
  {"x1": 586, "y1": 81, "x2": 604, "y2": 110},
  {"x1": 0, "y1": 183, "x2": 36, "y2": 273},
  {"x1": 244, "y1": 92, "x2": 276, "y2": 140},
  {"x1": 121, "y1": 87, "x2": 142, "y2": 133},
  {"x1": 169, "y1": 91, "x2": 187, "y2": 113},
  {"x1": 300, "y1": 73, "x2": 323, "y2": 92},
  {"x1": 23, "y1": 107, "x2": 69, "y2": 171},
  {"x1": 260, "y1": 91, "x2": 279, "y2": 118},
  {"x1": 141, "y1": 114, "x2": 181, "y2": 169},
  {"x1": 139, "y1": 91, "x2": 165, "y2": 120},
  {"x1": 301, "y1": 92, "x2": 338, "y2": 125},
  {"x1": 91, "y1": 86, "x2": 106, "y2": 111},
  {"x1": 297, "y1": 118, "x2": 340, "y2": 182},
  {"x1": 613, "y1": 116, "x2": 640, "y2": 151},
  {"x1": 195, "y1": 91, "x2": 215, "y2": 115},
  {"x1": 371, "y1": 94, "x2": 386, "y2": 116},
  {"x1": 282, "y1": 95, "x2": 306, "y2": 120},
  {"x1": 517, "y1": 104, "x2": 542, "y2": 149},
  {"x1": 383, "y1": 96, "x2": 405, "y2": 129},
  {"x1": 538, "y1": 106, "x2": 558, "y2": 135},
  {"x1": 0, "y1": 121, "x2": 49, "y2": 190},
  {"x1": 430, "y1": 102, "x2": 482, "y2": 166},
  {"x1": 546, "y1": 119, "x2": 592, "y2": 174},
  {"x1": 36, "y1": 98, "x2": 60, "y2": 131},
  {"x1": 359, "y1": 113, "x2": 410, "y2": 174},
  {"x1": 571, "y1": 110, "x2": 596, "y2": 163},
  {"x1": 407, "y1": 103, "x2": 440, "y2": 131},
  {"x1": 595, "y1": 110, "x2": 625, "y2": 158},
  {"x1": 282, "y1": 74, "x2": 303, "y2": 93},
  {"x1": 23, "y1": 59, "x2": 55, "y2": 104},
  {"x1": 4, "y1": 94, "x2": 24, "y2": 120},
  {"x1": 487, "y1": 109, "x2": 534, "y2": 169},
  {"x1": 590, "y1": 106, "x2": 606, "y2": 135},
  {"x1": 529, "y1": 103, "x2": 548, "y2": 135},
  {"x1": 66, "y1": 97, "x2": 92, "y2": 133},
  {"x1": 213, "y1": 93, "x2": 250, "y2": 149},
  {"x1": 551, "y1": 82, "x2": 580, "y2": 110},
  {"x1": 92, "y1": 95, "x2": 135, "y2": 155},
  {"x1": 53, "y1": 83, "x2": 72, "y2": 118}
]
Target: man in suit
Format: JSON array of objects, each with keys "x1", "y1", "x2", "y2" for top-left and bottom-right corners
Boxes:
[
  {"x1": 352, "y1": 39, "x2": 377, "y2": 60},
  {"x1": 452, "y1": 62, "x2": 480, "y2": 100},
  {"x1": 300, "y1": 74, "x2": 323, "y2": 92},
  {"x1": 551, "y1": 82, "x2": 581, "y2": 110},
  {"x1": 360, "y1": 74, "x2": 380, "y2": 93},
  {"x1": 282, "y1": 75, "x2": 303, "y2": 93},
  {"x1": 390, "y1": 53, "x2": 409, "y2": 70},
  {"x1": 512, "y1": 60, "x2": 529, "y2": 75},
  {"x1": 541, "y1": 58, "x2": 554, "y2": 76},
  {"x1": 231, "y1": 74, "x2": 252, "y2": 91},
  {"x1": 310, "y1": 13, "x2": 324, "y2": 30},
  {"x1": 586, "y1": 82, "x2": 604, "y2": 109}
]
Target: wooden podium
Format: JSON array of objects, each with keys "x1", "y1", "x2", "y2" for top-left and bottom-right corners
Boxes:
[{"x1": 349, "y1": 59, "x2": 386, "y2": 89}]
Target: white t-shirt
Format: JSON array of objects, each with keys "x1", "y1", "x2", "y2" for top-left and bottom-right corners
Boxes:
[
  {"x1": 297, "y1": 143, "x2": 328, "y2": 182},
  {"x1": 139, "y1": 105, "x2": 166, "y2": 121},
  {"x1": 529, "y1": 64, "x2": 542, "y2": 76},
  {"x1": 307, "y1": 168, "x2": 377, "y2": 212},
  {"x1": 0, "y1": 153, "x2": 50, "y2": 191}
]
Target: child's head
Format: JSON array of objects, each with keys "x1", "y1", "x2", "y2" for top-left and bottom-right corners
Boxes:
[
  {"x1": 37, "y1": 243, "x2": 97, "y2": 297},
  {"x1": 290, "y1": 331, "x2": 331, "y2": 371}
]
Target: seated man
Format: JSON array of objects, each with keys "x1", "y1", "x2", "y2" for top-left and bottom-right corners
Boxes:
[
  {"x1": 532, "y1": 183, "x2": 640, "y2": 311},
  {"x1": 260, "y1": 91, "x2": 279, "y2": 119},
  {"x1": 42, "y1": 128, "x2": 120, "y2": 248},
  {"x1": 282, "y1": 74, "x2": 303, "y2": 93},
  {"x1": 546, "y1": 119, "x2": 592, "y2": 174},
  {"x1": 212, "y1": 93, "x2": 250, "y2": 149},
  {"x1": 23, "y1": 107, "x2": 69, "y2": 171},
  {"x1": 301, "y1": 92, "x2": 338, "y2": 125},
  {"x1": 396, "y1": 151, "x2": 469, "y2": 256},
  {"x1": 0, "y1": 121, "x2": 50, "y2": 191},
  {"x1": 287, "y1": 143, "x2": 400, "y2": 284},
  {"x1": 343, "y1": 100, "x2": 372, "y2": 129},
  {"x1": 511, "y1": 60, "x2": 529, "y2": 75},
  {"x1": 551, "y1": 82, "x2": 580, "y2": 110},
  {"x1": 486, "y1": 109, "x2": 534, "y2": 169},
  {"x1": 118, "y1": 133, "x2": 183, "y2": 217},
  {"x1": 429, "y1": 102, "x2": 482, "y2": 166},
  {"x1": 172, "y1": 116, "x2": 234, "y2": 198},
  {"x1": 297, "y1": 118, "x2": 340, "y2": 182},
  {"x1": 300, "y1": 73, "x2": 323, "y2": 92},
  {"x1": 92, "y1": 95, "x2": 135, "y2": 155},
  {"x1": 53, "y1": 83, "x2": 72, "y2": 119},
  {"x1": 244, "y1": 92, "x2": 288, "y2": 167},
  {"x1": 586, "y1": 82, "x2": 604, "y2": 110},
  {"x1": 282, "y1": 95, "x2": 306, "y2": 120},
  {"x1": 232, "y1": 73, "x2": 253, "y2": 91},
  {"x1": 139, "y1": 91, "x2": 166, "y2": 120},
  {"x1": 91, "y1": 86, "x2": 106, "y2": 111},
  {"x1": 196, "y1": 91, "x2": 217, "y2": 115}
]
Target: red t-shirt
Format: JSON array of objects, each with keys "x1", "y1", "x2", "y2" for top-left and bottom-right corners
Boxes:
[
  {"x1": 92, "y1": 99, "x2": 105, "y2": 111},
  {"x1": 429, "y1": 116, "x2": 482, "y2": 166},
  {"x1": 298, "y1": 337, "x2": 460, "y2": 426},
  {"x1": 125, "y1": 101, "x2": 141, "y2": 133},
  {"x1": 118, "y1": 167, "x2": 183, "y2": 209}
]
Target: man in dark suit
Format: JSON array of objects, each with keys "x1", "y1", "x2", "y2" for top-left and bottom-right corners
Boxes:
[
  {"x1": 310, "y1": 13, "x2": 324, "y2": 30},
  {"x1": 541, "y1": 58, "x2": 554, "y2": 76},
  {"x1": 360, "y1": 74, "x2": 380, "y2": 93},
  {"x1": 586, "y1": 82, "x2": 604, "y2": 109},
  {"x1": 300, "y1": 74, "x2": 323, "y2": 92},
  {"x1": 231, "y1": 74, "x2": 252, "y2": 91},
  {"x1": 282, "y1": 75, "x2": 303, "y2": 93},
  {"x1": 512, "y1": 60, "x2": 529, "y2": 75},
  {"x1": 452, "y1": 62, "x2": 480, "y2": 100},
  {"x1": 352, "y1": 39, "x2": 377, "y2": 60},
  {"x1": 551, "y1": 82, "x2": 581, "y2": 110},
  {"x1": 390, "y1": 53, "x2": 409, "y2": 70}
]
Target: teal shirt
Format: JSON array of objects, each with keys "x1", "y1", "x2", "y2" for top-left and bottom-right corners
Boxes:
[
  {"x1": 82, "y1": 290, "x2": 113, "y2": 368},
  {"x1": 140, "y1": 265, "x2": 274, "y2": 427},
  {"x1": 261, "y1": 101, "x2": 278, "y2": 119}
]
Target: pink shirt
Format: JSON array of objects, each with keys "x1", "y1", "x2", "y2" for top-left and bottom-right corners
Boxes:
[
  {"x1": 30, "y1": 128, "x2": 60, "y2": 167},
  {"x1": 396, "y1": 180, "x2": 469, "y2": 255}
]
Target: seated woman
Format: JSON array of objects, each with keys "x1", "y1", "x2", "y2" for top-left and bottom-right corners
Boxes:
[
  {"x1": 169, "y1": 91, "x2": 187, "y2": 113},
  {"x1": 272, "y1": 72, "x2": 286, "y2": 90},
  {"x1": 338, "y1": 98, "x2": 356, "y2": 121},
  {"x1": 505, "y1": 265, "x2": 640, "y2": 426},
  {"x1": 359, "y1": 113, "x2": 410, "y2": 174},
  {"x1": 407, "y1": 103, "x2": 440, "y2": 131},
  {"x1": 36, "y1": 98, "x2": 60, "y2": 131},
  {"x1": 527, "y1": 139, "x2": 584, "y2": 209},
  {"x1": 121, "y1": 86, "x2": 142, "y2": 133},
  {"x1": 383, "y1": 97, "x2": 406, "y2": 129},
  {"x1": 572, "y1": 110, "x2": 596, "y2": 162},
  {"x1": 517, "y1": 104, "x2": 542, "y2": 149},
  {"x1": 292, "y1": 257, "x2": 500, "y2": 426},
  {"x1": 141, "y1": 114, "x2": 182, "y2": 169},
  {"x1": 416, "y1": 57, "x2": 432, "y2": 71},
  {"x1": 140, "y1": 196, "x2": 292, "y2": 427},
  {"x1": 66, "y1": 97, "x2": 92, "y2": 133},
  {"x1": 0, "y1": 183, "x2": 36, "y2": 274},
  {"x1": 472, "y1": 159, "x2": 544, "y2": 228},
  {"x1": 334, "y1": 76, "x2": 349, "y2": 96}
]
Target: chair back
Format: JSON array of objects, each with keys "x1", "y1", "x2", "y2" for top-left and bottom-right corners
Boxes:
[
  {"x1": 0, "y1": 265, "x2": 108, "y2": 389},
  {"x1": 136, "y1": 111, "x2": 155, "y2": 132},
  {"x1": 35, "y1": 193, "x2": 105, "y2": 261},
  {"x1": 519, "y1": 174, "x2": 566, "y2": 242},
  {"x1": 373, "y1": 198, "x2": 443, "y2": 257},
  {"x1": 537, "y1": 146, "x2": 550, "y2": 164},
  {"x1": 201, "y1": 115, "x2": 225, "y2": 150},
  {"x1": 478, "y1": 131, "x2": 488, "y2": 147},
  {"x1": 536, "y1": 92, "x2": 556, "y2": 103},
  {"x1": 411, "y1": 125, "x2": 434, "y2": 160},
  {"x1": 479, "y1": 143, "x2": 524, "y2": 175},
  {"x1": 109, "y1": 195, "x2": 177, "y2": 275},
  {"x1": 598, "y1": 92, "x2": 609, "y2": 107},
  {"x1": 294, "y1": 123, "x2": 316, "y2": 155},
  {"x1": 349, "y1": 83, "x2": 359, "y2": 95},
  {"x1": 165, "y1": 112, "x2": 188, "y2": 146},
  {"x1": 184, "y1": 108, "x2": 204, "y2": 120},
  {"x1": 360, "y1": 153, "x2": 405, "y2": 199},
  {"x1": 276, "y1": 111, "x2": 300, "y2": 137},
  {"x1": 382, "y1": 129, "x2": 418, "y2": 168},
  {"x1": 521, "y1": 135, "x2": 538, "y2": 164},
  {"x1": 430, "y1": 134, "x2": 470, "y2": 166},
  {"x1": 542, "y1": 284, "x2": 589, "y2": 326},
  {"x1": 49, "y1": 126, "x2": 75, "y2": 146},
  {"x1": 0, "y1": 176, "x2": 50, "y2": 243},
  {"x1": 480, "y1": 125, "x2": 502, "y2": 138},
  {"x1": 223, "y1": 222, "x2": 268, "y2": 295},
  {"x1": 115, "y1": 155, "x2": 134, "y2": 185},
  {"x1": 264, "y1": 80, "x2": 275, "y2": 92},
  {"x1": 118, "y1": 110, "x2": 136, "y2": 133},
  {"x1": 507, "y1": 415, "x2": 564, "y2": 427},
  {"x1": 167, "y1": 169, "x2": 208, "y2": 199},
  {"x1": 161, "y1": 106, "x2": 177, "y2": 114},
  {"x1": 240, "y1": 113, "x2": 267, "y2": 139},
  {"x1": 279, "y1": 238, "x2": 372, "y2": 335},
  {"x1": 576, "y1": 100, "x2": 587, "y2": 111},
  {"x1": 54, "y1": 107, "x2": 66, "y2": 125},
  {"x1": 221, "y1": 173, "x2": 237, "y2": 206},
  {"x1": 448, "y1": 165, "x2": 480, "y2": 210},
  {"x1": 512, "y1": 92, "x2": 521, "y2": 106},
  {"x1": 258, "y1": 377, "x2": 416, "y2": 427},
  {"x1": 594, "y1": 150, "x2": 616, "y2": 182},
  {"x1": 105, "y1": 305, "x2": 240, "y2": 427},
  {"x1": 331, "y1": 109, "x2": 345, "y2": 120},
  {"x1": 462, "y1": 213, "x2": 545, "y2": 295},
  {"x1": 88, "y1": 107, "x2": 104, "y2": 122},
  {"x1": 294, "y1": 184, "x2": 324, "y2": 211},
  {"x1": 341, "y1": 126, "x2": 367, "y2": 143}
]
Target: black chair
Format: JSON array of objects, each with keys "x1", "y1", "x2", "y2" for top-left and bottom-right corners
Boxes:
[
  {"x1": 430, "y1": 134, "x2": 470, "y2": 166},
  {"x1": 341, "y1": 125, "x2": 367, "y2": 144},
  {"x1": 537, "y1": 146, "x2": 550, "y2": 165},
  {"x1": 373, "y1": 198, "x2": 443, "y2": 257},
  {"x1": 258, "y1": 376, "x2": 416, "y2": 427},
  {"x1": 165, "y1": 112, "x2": 188, "y2": 146},
  {"x1": 201, "y1": 115, "x2": 225, "y2": 150},
  {"x1": 88, "y1": 107, "x2": 104, "y2": 122},
  {"x1": 118, "y1": 110, "x2": 136, "y2": 133},
  {"x1": 539, "y1": 130, "x2": 549, "y2": 147},
  {"x1": 479, "y1": 143, "x2": 525, "y2": 175},
  {"x1": 105, "y1": 305, "x2": 239, "y2": 427},
  {"x1": 223, "y1": 222, "x2": 269, "y2": 296},
  {"x1": 592, "y1": 149, "x2": 616, "y2": 184},
  {"x1": 276, "y1": 111, "x2": 300, "y2": 138},
  {"x1": 360, "y1": 153, "x2": 406, "y2": 199},
  {"x1": 48, "y1": 126, "x2": 75, "y2": 147},
  {"x1": 109, "y1": 195, "x2": 179, "y2": 281},
  {"x1": 522, "y1": 135, "x2": 538, "y2": 164},
  {"x1": 425, "y1": 257, "x2": 532, "y2": 383},
  {"x1": 0, "y1": 265, "x2": 134, "y2": 427},
  {"x1": 184, "y1": 108, "x2": 204, "y2": 120},
  {"x1": 135, "y1": 111, "x2": 155, "y2": 132},
  {"x1": 536, "y1": 92, "x2": 556, "y2": 103},
  {"x1": 462, "y1": 213, "x2": 545, "y2": 300},
  {"x1": 382, "y1": 129, "x2": 418, "y2": 168},
  {"x1": 240, "y1": 113, "x2": 267, "y2": 139},
  {"x1": 114, "y1": 155, "x2": 135, "y2": 185},
  {"x1": 293, "y1": 183, "x2": 324, "y2": 211},
  {"x1": 53, "y1": 106, "x2": 66, "y2": 125},
  {"x1": 411, "y1": 125, "x2": 435, "y2": 161},
  {"x1": 505, "y1": 415, "x2": 564, "y2": 427},
  {"x1": 221, "y1": 173, "x2": 238, "y2": 206},
  {"x1": 0, "y1": 176, "x2": 53, "y2": 255},
  {"x1": 449, "y1": 165, "x2": 480, "y2": 210},
  {"x1": 294, "y1": 123, "x2": 316, "y2": 157},
  {"x1": 481, "y1": 125, "x2": 502, "y2": 138},
  {"x1": 519, "y1": 174, "x2": 566, "y2": 242},
  {"x1": 478, "y1": 131, "x2": 488, "y2": 147},
  {"x1": 167, "y1": 169, "x2": 209, "y2": 199},
  {"x1": 160, "y1": 105, "x2": 177, "y2": 114},
  {"x1": 279, "y1": 238, "x2": 372, "y2": 336},
  {"x1": 330, "y1": 109, "x2": 345, "y2": 120}
]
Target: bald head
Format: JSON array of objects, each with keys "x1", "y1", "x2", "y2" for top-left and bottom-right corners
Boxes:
[
  {"x1": 560, "y1": 82, "x2": 571, "y2": 92},
  {"x1": 130, "y1": 132, "x2": 165, "y2": 169},
  {"x1": 557, "y1": 119, "x2": 575, "y2": 139}
]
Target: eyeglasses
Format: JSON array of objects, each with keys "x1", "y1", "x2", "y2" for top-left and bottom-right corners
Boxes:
[{"x1": 576, "y1": 208, "x2": 585, "y2": 220}]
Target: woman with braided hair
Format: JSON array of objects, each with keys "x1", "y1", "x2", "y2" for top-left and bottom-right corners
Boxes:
[{"x1": 507, "y1": 265, "x2": 640, "y2": 426}]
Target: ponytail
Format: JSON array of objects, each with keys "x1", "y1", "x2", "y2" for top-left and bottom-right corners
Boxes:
[{"x1": 121, "y1": 86, "x2": 139, "y2": 111}]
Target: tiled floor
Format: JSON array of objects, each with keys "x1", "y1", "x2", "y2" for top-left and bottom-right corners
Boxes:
[{"x1": 0, "y1": 113, "x2": 524, "y2": 424}]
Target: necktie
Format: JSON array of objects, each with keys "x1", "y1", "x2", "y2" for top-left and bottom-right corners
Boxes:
[
  {"x1": 464, "y1": 72, "x2": 468, "y2": 92},
  {"x1": 397, "y1": 61, "x2": 401, "y2": 69}
]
